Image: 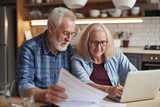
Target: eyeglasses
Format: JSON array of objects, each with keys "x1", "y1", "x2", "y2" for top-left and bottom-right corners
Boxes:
[
  {"x1": 89, "y1": 40, "x2": 108, "y2": 47},
  {"x1": 50, "y1": 22, "x2": 77, "y2": 38},
  {"x1": 63, "y1": 31, "x2": 77, "y2": 38}
]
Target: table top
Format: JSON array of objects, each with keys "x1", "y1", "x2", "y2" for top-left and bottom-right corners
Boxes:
[
  {"x1": 12, "y1": 92, "x2": 160, "y2": 107},
  {"x1": 12, "y1": 97, "x2": 47, "y2": 107}
]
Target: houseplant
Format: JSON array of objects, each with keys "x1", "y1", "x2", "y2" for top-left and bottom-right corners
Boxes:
[{"x1": 119, "y1": 32, "x2": 132, "y2": 47}]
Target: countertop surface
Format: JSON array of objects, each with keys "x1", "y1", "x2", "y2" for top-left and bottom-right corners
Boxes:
[{"x1": 120, "y1": 47, "x2": 160, "y2": 54}]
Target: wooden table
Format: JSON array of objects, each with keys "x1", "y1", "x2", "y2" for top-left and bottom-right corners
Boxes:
[
  {"x1": 12, "y1": 92, "x2": 160, "y2": 107},
  {"x1": 125, "y1": 92, "x2": 160, "y2": 107},
  {"x1": 11, "y1": 97, "x2": 47, "y2": 107}
]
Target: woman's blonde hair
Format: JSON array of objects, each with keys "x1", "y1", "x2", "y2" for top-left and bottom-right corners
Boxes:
[{"x1": 76, "y1": 23, "x2": 116, "y2": 60}]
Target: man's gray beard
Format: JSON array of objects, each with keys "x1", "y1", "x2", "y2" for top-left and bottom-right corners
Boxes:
[
  {"x1": 55, "y1": 43, "x2": 68, "y2": 51},
  {"x1": 52, "y1": 36, "x2": 69, "y2": 52}
]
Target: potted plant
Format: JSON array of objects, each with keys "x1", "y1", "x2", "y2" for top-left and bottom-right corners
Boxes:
[{"x1": 119, "y1": 32, "x2": 132, "y2": 47}]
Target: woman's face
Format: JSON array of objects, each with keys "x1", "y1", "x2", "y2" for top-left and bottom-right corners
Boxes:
[{"x1": 88, "y1": 30, "x2": 108, "y2": 58}]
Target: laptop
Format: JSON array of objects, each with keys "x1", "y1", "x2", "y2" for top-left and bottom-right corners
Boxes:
[{"x1": 108, "y1": 69, "x2": 160, "y2": 103}]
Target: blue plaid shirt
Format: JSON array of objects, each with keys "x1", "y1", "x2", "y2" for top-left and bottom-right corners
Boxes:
[{"x1": 16, "y1": 30, "x2": 73, "y2": 90}]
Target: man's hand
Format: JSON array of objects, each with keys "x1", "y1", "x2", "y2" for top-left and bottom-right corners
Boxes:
[
  {"x1": 43, "y1": 85, "x2": 68, "y2": 103},
  {"x1": 26, "y1": 85, "x2": 68, "y2": 103}
]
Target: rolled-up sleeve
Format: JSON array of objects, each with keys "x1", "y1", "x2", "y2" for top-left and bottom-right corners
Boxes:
[{"x1": 16, "y1": 44, "x2": 36, "y2": 90}]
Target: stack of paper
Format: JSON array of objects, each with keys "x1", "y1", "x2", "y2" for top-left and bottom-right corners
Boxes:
[{"x1": 55, "y1": 68, "x2": 126, "y2": 107}]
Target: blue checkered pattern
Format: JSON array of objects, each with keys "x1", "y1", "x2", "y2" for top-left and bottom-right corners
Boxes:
[{"x1": 16, "y1": 30, "x2": 72, "y2": 90}]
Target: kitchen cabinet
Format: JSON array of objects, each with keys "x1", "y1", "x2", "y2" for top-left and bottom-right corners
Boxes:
[
  {"x1": 124, "y1": 53, "x2": 142, "y2": 70},
  {"x1": 23, "y1": 0, "x2": 147, "y2": 20},
  {"x1": 16, "y1": 0, "x2": 147, "y2": 47}
]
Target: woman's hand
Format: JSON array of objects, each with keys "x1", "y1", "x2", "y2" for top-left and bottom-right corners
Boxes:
[{"x1": 105, "y1": 85, "x2": 124, "y2": 97}]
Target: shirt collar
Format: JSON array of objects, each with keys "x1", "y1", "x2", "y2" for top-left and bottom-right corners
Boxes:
[
  {"x1": 42, "y1": 30, "x2": 50, "y2": 55},
  {"x1": 84, "y1": 57, "x2": 93, "y2": 64}
]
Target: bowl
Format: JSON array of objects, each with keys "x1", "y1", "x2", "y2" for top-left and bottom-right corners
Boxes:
[
  {"x1": 100, "y1": 13, "x2": 108, "y2": 17},
  {"x1": 75, "y1": 13, "x2": 85, "y2": 18},
  {"x1": 112, "y1": 0, "x2": 136, "y2": 10},
  {"x1": 107, "y1": 8, "x2": 122, "y2": 17},
  {"x1": 89, "y1": 9, "x2": 100, "y2": 17},
  {"x1": 29, "y1": 9, "x2": 42, "y2": 19},
  {"x1": 131, "y1": 7, "x2": 140, "y2": 16},
  {"x1": 63, "y1": 0, "x2": 87, "y2": 9},
  {"x1": 36, "y1": 0, "x2": 43, "y2": 3}
]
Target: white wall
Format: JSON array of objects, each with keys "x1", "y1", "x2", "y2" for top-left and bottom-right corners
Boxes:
[
  {"x1": 71, "y1": 17, "x2": 160, "y2": 47},
  {"x1": 106, "y1": 17, "x2": 160, "y2": 47}
]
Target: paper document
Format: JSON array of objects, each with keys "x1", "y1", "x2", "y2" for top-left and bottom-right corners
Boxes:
[
  {"x1": 56, "y1": 68, "x2": 107, "y2": 102},
  {"x1": 55, "y1": 100, "x2": 126, "y2": 107},
  {"x1": 55, "y1": 68, "x2": 126, "y2": 107}
]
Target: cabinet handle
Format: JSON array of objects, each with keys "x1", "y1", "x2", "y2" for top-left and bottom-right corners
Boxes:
[
  {"x1": 144, "y1": 63, "x2": 160, "y2": 67},
  {"x1": 150, "y1": 56, "x2": 153, "y2": 60}
]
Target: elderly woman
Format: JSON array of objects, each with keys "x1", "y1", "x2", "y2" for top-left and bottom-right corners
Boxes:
[{"x1": 71, "y1": 23, "x2": 137, "y2": 97}]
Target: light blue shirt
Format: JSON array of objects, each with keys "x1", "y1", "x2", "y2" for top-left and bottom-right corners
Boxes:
[{"x1": 71, "y1": 49, "x2": 137, "y2": 86}]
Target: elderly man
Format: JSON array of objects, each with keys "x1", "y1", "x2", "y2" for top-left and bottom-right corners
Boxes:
[{"x1": 15, "y1": 7, "x2": 77, "y2": 103}]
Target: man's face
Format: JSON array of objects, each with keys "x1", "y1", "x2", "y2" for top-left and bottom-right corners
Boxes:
[{"x1": 50, "y1": 16, "x2": 76, "y2": 52}]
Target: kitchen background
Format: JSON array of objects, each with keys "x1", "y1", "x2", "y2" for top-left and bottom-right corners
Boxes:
[
  {"x1": 15, "y1": 0, "x2": 160, "y2": 48},
  {"x1": 31, "y1": 17, "x2": 160, "y2": 47}
]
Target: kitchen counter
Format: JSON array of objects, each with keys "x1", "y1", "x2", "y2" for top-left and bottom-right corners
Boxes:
[{"x1": 120, "y1": 47, "x2": 160, "y2": 54}]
